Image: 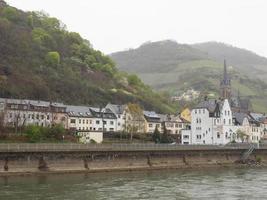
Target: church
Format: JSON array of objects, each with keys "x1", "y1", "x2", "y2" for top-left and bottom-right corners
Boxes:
[{"x1": 220, "y1": 60, "x2": 252, "y2": 113}]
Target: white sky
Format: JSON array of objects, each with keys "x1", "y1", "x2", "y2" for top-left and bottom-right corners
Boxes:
[{"x1": 6, "y1": 0, "x2": 267, "y2": 57}]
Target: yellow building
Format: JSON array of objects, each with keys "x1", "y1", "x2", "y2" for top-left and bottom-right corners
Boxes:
[{"x1": 180, "y1": 108, "x2": 191, "y2": 122}]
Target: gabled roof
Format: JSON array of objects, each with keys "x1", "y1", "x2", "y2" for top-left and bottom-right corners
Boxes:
[
  {"x1": 233, "y1": 112, "x2": 248, "y2": 125},
  {"x1": 195, "y1": 99, "x2": 223, "y2": 114},
  {"x1": 89, "y1": 107, "x2": 117, "y2": 119},
  {"x1": 105, "y1": 103, "x2": 127, "y2": 115}
]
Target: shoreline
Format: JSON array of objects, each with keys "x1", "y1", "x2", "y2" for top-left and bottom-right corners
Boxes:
[{"x1": 0, "y1": 163, "x2": 265, "y2": 177}]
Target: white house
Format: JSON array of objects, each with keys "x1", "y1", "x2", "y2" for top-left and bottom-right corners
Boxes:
[
  {"x1": 189, "y1": 99, "x2": 234, "y2": 145},
  {"x1": 89, "y1": 107, "x2": 117, "y2": 132},
  {"x1": 182, "y1": 98, "x2": 261, "y2": 145},
  {"x1": 105, "y1": 103, "x2": 128, "y2": 132}
]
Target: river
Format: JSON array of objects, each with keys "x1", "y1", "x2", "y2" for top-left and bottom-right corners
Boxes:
[{"x1": 0, "y1": 167, "x2": 267, "y2": 199}]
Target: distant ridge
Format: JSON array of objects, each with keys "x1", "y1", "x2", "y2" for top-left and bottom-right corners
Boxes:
[{"x1": 111, "y1": 40, "x2": 267, "y2": 112}]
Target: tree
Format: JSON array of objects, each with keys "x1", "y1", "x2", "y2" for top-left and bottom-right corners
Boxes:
[
  {"x1": 45, "y1": 51, "x2": 60, "y2": 67},
  {"x1": 161, "y1": 124, "x2": 172, "y2": 143},
  {"x1": 2, "y1": 7, "x2": 18, "y2": 22},
  {"x1": 127, "y1": 103, "x2": 145, "y2": 140},
  {"x1": 152, "y1": 126, "x2": 161, "y2": 143},
  {"x1": 236, "y1": 129, "x2": 247, "y2": 143},
  {"x1": 127, "y1": 74, "x2": 142, "y2": 87}
]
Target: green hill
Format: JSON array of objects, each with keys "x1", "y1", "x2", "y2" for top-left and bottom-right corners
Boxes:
[
  {"x1": 0, "y1": 1, "x2": 175, "y2": 113},
  {"x1": 111, "y1": 40, "x2": 267, "y2": 112}
]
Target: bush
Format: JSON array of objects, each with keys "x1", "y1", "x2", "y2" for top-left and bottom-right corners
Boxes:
[
  {"x1": 256, "y1": 156, "x2": 262, "y2": 163},
  {"x1": 25, "y1": 124, "x2": 66, "y2": 142},
  {"x1": 25, "y1": 125, "x2": 42, "y2": 143}
]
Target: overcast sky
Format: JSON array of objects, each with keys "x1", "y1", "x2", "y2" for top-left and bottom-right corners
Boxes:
[{"x1": 6, "y1": 0, "x2": 267, "y2": 57}]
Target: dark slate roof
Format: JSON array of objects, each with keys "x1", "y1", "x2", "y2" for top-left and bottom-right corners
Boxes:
[
  {"x1": 66, "y1": 105, "x2": 92, "y2": 117},
  {"x1": 106, "y1": 103, "x2": 126, "y2": 115},
  {"x1": 143, "y1": 111, "x2": 161, "y2": 122},
  {"x1": 195, "y1": 99, "x2": 223, "y2": 113},
  {"x1": 233, "y1": 112, "x2": 248, "y2": 125},
  {"x1": 0, "y1": 98, "x2": 65, "y2": 108},
  {"x1": 249, "y1": 112, "x2": 264, "y2": 121},
  {"x1": 89, "y1": 107, "x2": 117, "y2": 119}
]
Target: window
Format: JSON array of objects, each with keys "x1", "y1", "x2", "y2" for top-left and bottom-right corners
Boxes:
[
  {"x1": 47, "y1": 115, "x2": 50, "y2": 120},
  {"x1": 228, "y1": 111, "x2": 230, "y2": 116},
  {"x1": 195, "y1": 110, "x2": 197, "y2": 114},
  {"x1": 217, "y1": 132, "x2": 220, "y2": 138},
  {"x1": 9, "y1": 113, "x2": 12, "y2": 118},
  {"x1": 83, "y1": 119, "x2": 85, "y2": 124},
  {"x1": 96, "y1": 120, "x2": 100, "y2": 124},
  {"x1": 179, "y1": 124, "x2": 182, "y2": 128},
  {"x1": 214, "y1": 119, "x2": 216, "y2": 125},
  {"x1": 203, "y1": 109, "x2": 205, "y2": 113},
  {"x1": 183, "y1": 135, "x2": 189, "y2": 139},
  {"x1": 110, "y1": 128, "x2": 114, "y2": 131},
  {"x1": 41, "y1": 115, "x2": 44, "y2": 120},
  {"x1": 79, "y1": 119, "x2": 81, "y2": 124},
  {"x1": 149, "y1": 124, "x2": 153, "y2": 127},
  {"x1": 225, "y1": 110, "x2": 226, "y2": 115},
  {"x1": 223, "y1": 119, "x2": 226, "y2": 125},
  {"x1": 118, "y1": 115, "x2": 121, "y2": 118},
  {"x1": 118, "y1": 122, "x2": 121, "y2": 126},
  {"x1": 110, "y1": 121, "x2": 114, "y2": 125},
  {"x1": 86, "y1": 120, "x2": 89, "y2": 124},
  {"x1": 229, "y1": 119, "x2": 231, "y2": 124},
  {"x1": 183, "y1": 142, "x2": 189, "y2": 145},
  {"x1": 103, "y1": 121, "x2": 107, "y2": 125},
  {"x1": 70, "y1": 119, "x2": 76, "y2": 123}
]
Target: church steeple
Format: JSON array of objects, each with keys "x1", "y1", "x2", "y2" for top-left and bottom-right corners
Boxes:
[{"x1": 220, "y1": 60, "x2": 231, "y2": 99}]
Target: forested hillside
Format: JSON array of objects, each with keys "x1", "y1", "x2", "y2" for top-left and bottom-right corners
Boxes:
[
  {"x1": 0, "y1": 0, "x2": 175, "y2": 113},
  {"x1": 111, "y1": 40, "x2": 267, "y2": 112}
]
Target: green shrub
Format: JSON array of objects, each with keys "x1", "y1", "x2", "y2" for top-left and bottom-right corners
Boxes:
[{"x1": 256, "y1": 156, "x2": 262, "y2": 163}]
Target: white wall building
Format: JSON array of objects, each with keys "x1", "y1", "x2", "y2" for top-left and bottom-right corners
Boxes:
[
  {"x1": 105, "y1": 103, "x2": 128, "y2": 132},
  {"x1": 182, "y1": 99, "x2": 261, "y2": 145}
]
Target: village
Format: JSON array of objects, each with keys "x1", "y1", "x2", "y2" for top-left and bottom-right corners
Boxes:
[{"x1": 0, "y1": 61, "x2": 266, "y2": 145}]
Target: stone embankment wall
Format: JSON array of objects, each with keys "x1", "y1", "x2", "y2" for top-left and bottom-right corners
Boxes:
[{"x1": 0, "y1": 146, "x2": 266, "y2": 174}]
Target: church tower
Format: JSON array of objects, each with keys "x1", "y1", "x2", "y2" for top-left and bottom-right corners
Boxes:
[{"x1": 220, "y1": 60, "x2": 231, "y2": 99}]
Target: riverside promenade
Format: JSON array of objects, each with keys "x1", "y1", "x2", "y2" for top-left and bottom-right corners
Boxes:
[
  {"x1": 0, "y1": 143, "x2": 266, "y2": 175},
  {"x1": 0, "y1": 143, "x2": 264, "y2": 152}
]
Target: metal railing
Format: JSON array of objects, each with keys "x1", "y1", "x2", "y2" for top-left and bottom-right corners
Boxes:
[{"x1": 0, "y1": 143, "x2": 265, "y2": 153}]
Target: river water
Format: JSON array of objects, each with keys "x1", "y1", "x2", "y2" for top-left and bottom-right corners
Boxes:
[{"x1": 0, "y1": 167, "x2": 267, "y2": 200}]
